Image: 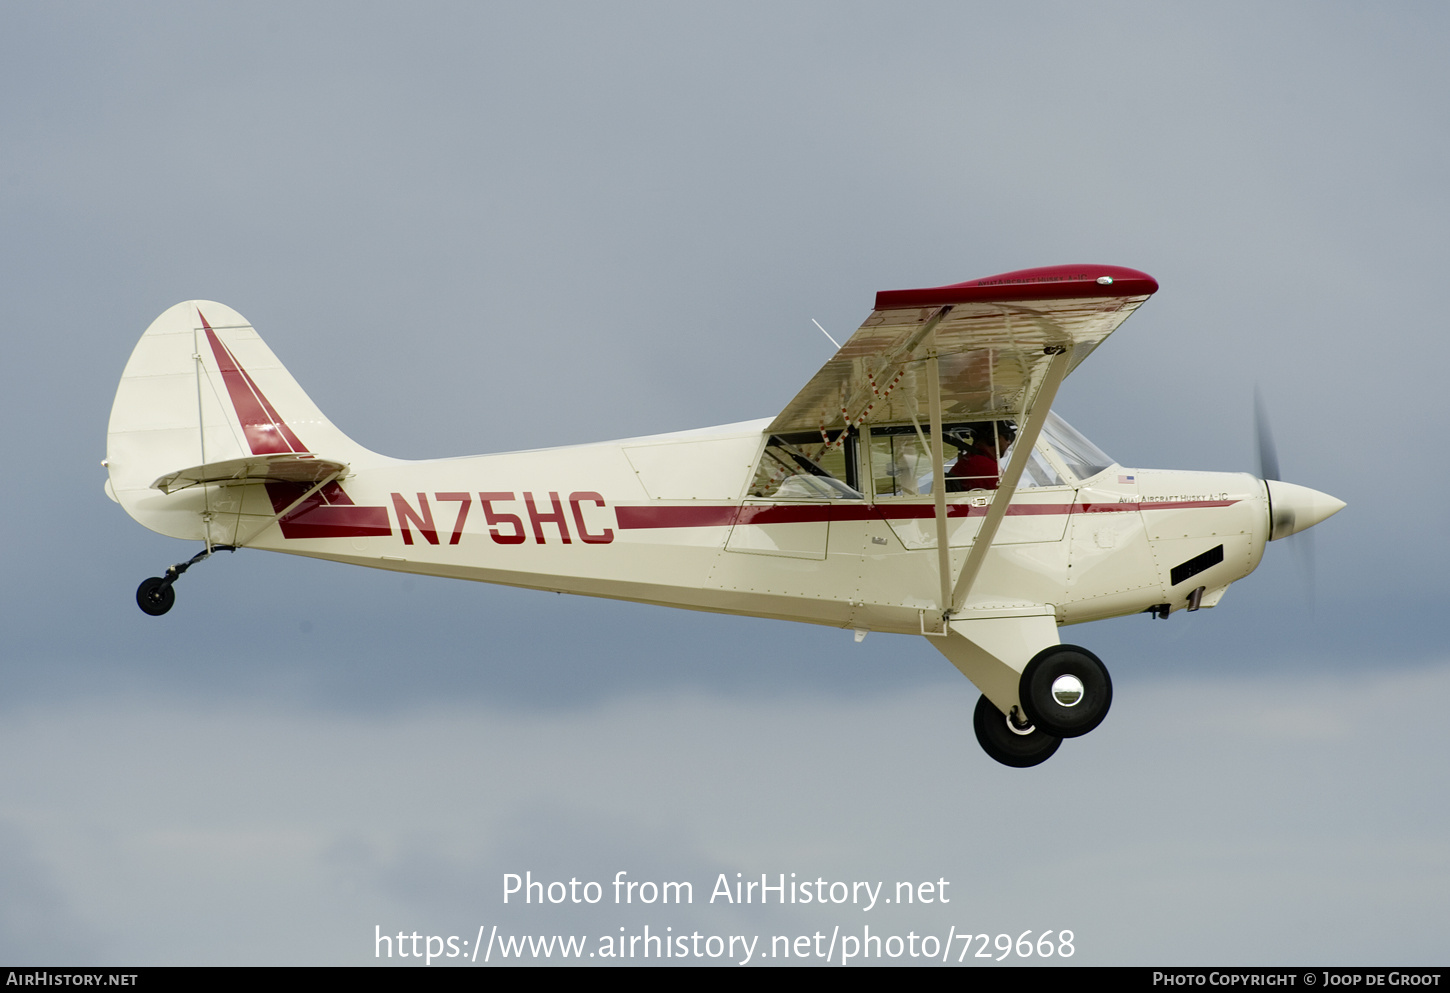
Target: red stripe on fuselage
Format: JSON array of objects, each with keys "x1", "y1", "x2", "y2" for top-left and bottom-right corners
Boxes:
[
  {"x1": 614, "y1": 499, "x2": 1237, "y2": 530},
  {"x1": 263, "y1": 480, "x2": 393, "y2": 539}
]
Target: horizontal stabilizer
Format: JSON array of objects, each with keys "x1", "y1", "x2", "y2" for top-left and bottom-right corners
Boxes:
[{"x1": 152, "y1": 454, "x2": 348, "y2": 495}]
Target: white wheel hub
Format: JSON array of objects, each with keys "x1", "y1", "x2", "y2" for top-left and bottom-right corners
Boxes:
[{"x1": 1051, "y1": 674, "x2": 1085, "y2": 707}]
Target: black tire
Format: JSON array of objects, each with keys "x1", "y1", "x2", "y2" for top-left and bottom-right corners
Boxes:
[
  {"x1": 136, "y1": 577, "x2": 175, "y2": 616},
  {"x1": 1018, "y1": 645, "x2": 1112, "y2": 738},
  {"x1": 972, "y1": 694, "x2": 1061, "y2": 768}
]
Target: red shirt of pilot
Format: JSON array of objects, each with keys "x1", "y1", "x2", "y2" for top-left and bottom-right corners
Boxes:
[{"x1": 949, "y1": 453, "x2": 999, "y2": 490}]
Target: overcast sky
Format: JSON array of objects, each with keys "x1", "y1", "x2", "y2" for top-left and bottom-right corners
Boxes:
[{"x1": 2, "y1": 0, "x2": 1447, "y2": 966}]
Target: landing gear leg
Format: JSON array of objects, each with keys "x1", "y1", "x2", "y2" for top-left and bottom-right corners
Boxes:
[
  {"x1": 972, "y1": 695, "x2": 1061, "y2": 768},
  {"x1": 134, "y1": 545, "x2": 235, "y2": 616}
]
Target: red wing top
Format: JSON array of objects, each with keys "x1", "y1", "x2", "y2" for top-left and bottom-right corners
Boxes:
[{"x1": 873, "y1": 264, "x2": 1158, "y2": 309}]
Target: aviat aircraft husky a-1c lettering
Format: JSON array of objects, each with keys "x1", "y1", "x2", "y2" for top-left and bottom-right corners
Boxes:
[{"x1": 105, "y1": 265, "x2": 1344, "y2": 767}]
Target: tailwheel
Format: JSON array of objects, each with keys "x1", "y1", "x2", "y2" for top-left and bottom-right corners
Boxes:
[
  {"x1": 136, "y1": 577, "x2": 175, "y2": 616},
  {"x1": 972, "y1": 695, "x2": 1061, "y2": 768},
  {"x1": 1018, "y1": 645, "x2": 1112, "y2": 738},
  {"x1": 133, "y1": 545, "x2": 235, "y2": 616}
]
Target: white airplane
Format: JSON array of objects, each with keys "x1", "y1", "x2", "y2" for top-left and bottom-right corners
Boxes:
[{"x1": 105, "y1": 265, "x2": 1344, "y2": 767}]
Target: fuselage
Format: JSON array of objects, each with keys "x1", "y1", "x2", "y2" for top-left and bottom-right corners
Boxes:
[
  {"x1": 164, "y1": 419, "x2": 1269, "y2": 635},
  {"x1": 108, "y1": 286, "x2": 1344, "y2": 767}
]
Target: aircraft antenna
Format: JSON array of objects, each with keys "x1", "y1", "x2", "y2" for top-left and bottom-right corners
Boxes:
[{"x1": 812, "y1": 319, "x2": 841, "y2": 349}]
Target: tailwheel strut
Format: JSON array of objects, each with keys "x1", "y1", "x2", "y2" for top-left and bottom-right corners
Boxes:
[{"x1": 135, "y1": 545, "x2": 236, "y2": 616}]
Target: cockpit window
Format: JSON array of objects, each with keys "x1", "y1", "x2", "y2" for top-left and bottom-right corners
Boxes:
[
  {"x1": 870, "y1": 420, "x2": 1044, "y2": 496},
  {"x1": 749, "y1": 415, "x2": 1113, "y2": 500},
  {"x1": 1041, "y1": 412, "x2": 1115, "y2": 481},
  {"x1": 748, "y1": 432, "x2": 863, "y2": 500}
]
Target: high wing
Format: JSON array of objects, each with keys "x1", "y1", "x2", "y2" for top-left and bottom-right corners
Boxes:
[
  {"x1": 768, "y1": 264, "x2": 1158, "y2": 438},
  {"x1": 770, "y1": 264, "x2": 1159, "y2": 627}
]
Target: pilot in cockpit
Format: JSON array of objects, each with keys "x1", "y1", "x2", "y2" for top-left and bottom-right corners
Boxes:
[{"x1": 946, "y1": 420, "x2": 1017, "y2": 492}]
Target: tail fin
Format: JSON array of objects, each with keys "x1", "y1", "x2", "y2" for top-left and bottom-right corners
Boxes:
[{"x1": 106, "y1": 301, "x2": 384, "y2": 541}]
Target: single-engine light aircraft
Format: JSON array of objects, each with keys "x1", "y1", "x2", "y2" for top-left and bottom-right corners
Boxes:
[{"x1": 105, "y1": 265, "x2": 1344, "y2": 767}]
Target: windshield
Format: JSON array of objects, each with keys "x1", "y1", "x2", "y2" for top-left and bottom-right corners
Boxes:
[{"x1": 1041, "y1": 412, "x2": 1115, "y2": 481}]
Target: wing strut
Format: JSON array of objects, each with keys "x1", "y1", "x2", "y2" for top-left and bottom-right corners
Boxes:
[
  {"x1": 894, "y1": 305, "x2": 954, "y2": 630},
  {"x1": 949, "y1": 346, "x2": 1072, "y2": 615},
  {"x1": 926, "y1": 343, "x2": 953, "y2": 625}
]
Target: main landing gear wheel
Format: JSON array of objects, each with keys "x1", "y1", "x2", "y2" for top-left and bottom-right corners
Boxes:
[
  {"x1": 972, "y1": 695, "x2": 1061, "y2": 768},
  {"x1": 136, "y1": 577, "x2": 175, "y2": 616},
  {"x1": 1018, "y1": 645, "x2": 1112, "y2": 739}
]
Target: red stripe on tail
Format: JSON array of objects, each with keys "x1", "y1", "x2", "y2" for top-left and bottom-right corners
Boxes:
[
  {"x1": 198, "y1": 309, "x2": 392, "y2": 540},
  {"x1": 200, "y1": 311, "x2": 308, "y2": 455}
]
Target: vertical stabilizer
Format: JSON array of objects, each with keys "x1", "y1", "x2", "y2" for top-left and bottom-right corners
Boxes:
[{"x1": 106, "y1": 301, "x2": 384, "y2": 540}]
